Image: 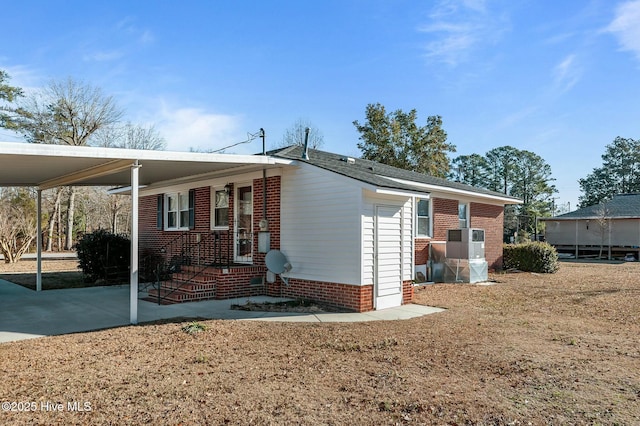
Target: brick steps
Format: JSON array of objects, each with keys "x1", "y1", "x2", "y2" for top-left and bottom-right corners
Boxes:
[
  {"x1": 147, "y1": 287, "x2": 217, "y2": 304},
  {"x1": 145, "y1": 265, "x2": 266, "y2": 304}
]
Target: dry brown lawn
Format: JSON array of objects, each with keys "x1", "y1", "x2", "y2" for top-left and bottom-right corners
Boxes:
[
  {"x1": 0, "y1": 258, "x2": 84, "y2": 290},
  {"x1": 0, "y1": 260, "x2": 639, "y2": 425}
]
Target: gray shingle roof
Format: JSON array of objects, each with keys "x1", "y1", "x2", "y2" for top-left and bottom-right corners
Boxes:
[
  {"x1": 549, "y1": 193, "x2": 640, "y2": 219},
  {"x1": 267, "y1": 145, "x2": 521, "y2": 203}
]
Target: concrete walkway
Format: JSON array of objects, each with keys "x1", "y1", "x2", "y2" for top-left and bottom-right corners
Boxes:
[{"x1": 0, "y1": 279, "x2": 444, "y2": 343}]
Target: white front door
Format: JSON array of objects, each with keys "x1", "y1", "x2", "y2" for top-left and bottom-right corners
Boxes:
[
  {"x1": 374, "y1": 205, "x2": 403, "y2": 309},
  {"x1": 235, "y1": 185, "x2": 253, "y2": 263}
]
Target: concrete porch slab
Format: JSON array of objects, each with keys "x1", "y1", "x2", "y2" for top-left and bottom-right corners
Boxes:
[{"x1": 0, "y1": 280, "x2": 445, "y2": 343}]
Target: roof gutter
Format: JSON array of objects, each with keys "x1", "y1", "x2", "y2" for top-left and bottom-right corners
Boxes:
[{"x1": 377, "y1": 175, "x2": 522, "y2": 205}]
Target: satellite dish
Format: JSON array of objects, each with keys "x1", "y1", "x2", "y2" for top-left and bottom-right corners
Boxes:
[
  {"x1": 265, "y1": 250, "x2": 292, "y2": 286},
  {"x1": 265, "y1": 250, "x2": 291, "y2": 274}
]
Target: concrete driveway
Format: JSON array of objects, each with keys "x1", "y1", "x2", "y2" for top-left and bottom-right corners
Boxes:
[{"x1": 0, "y1": 279, "x2": 444, "y2": 343}]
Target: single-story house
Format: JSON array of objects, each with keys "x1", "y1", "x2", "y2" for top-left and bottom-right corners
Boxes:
[
  {"x1": 139, "y1": 145, "x2": 521, "y2": 311},
  {"x1": 539, "y1": 193, "x2": 640, "y2": 260}
]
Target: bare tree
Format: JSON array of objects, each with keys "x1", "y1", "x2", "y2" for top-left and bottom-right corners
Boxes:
[
  {"x1": 0, "y1": 189, "x2": 37, "y2": 263},
  {"x1": 75, "y1": 187, "x2": 131, "y2": 234},
  {"x1": 44, "y1": 188, "x2": 63, "y2": 251},
  {"x1": 94, "y1": 121, "x2": 166, "y2": 150},
  {"x1": 12, "y1": 77, "x2": 124, "y2": 250},
  {"x1": 595, "y1": 203, "x2": 611, "y2": 260},
  {"x1": 279, "y1": 118, "x2": 324, "y2": 149}
]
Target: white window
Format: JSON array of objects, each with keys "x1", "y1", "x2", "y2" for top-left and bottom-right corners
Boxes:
[
  {"x1": 416, "y1": 198, "x2": 430, "y2": 237},
  {"x1": 166, "y1": 192, "x2": 191, "y2": 230},
  {"x1": 458, "y1": 202, "x2": 468, "y2": 228},
  {"x1": 213, "y1": 189, "x2": 229, "y2": 228}
]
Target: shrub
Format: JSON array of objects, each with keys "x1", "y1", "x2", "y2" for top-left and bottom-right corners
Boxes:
[
  {"x1": 503, "y1": 242, "x2": 559, "y2": 273},
  {"x1": 76, "y1": 229, "x2": 131, "y2": 283}
]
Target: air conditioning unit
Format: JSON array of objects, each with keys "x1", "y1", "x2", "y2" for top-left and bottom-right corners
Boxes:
[{"x1": 446, "y1": 228, "x2": 485, "y2": 259}]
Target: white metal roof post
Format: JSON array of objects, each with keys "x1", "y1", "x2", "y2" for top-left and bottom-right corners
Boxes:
[
  {"x1": 0, "y1": 142, "x2": 293, "y2": 326},
  {"x1": 36, "y1": 190, "x2": 42, "y2": 292},
  {"x1": 130, "y1": 161, "x2": 140, "y2": 324}
]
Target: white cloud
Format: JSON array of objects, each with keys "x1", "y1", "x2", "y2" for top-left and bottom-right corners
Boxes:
[
  {"x1": 0, "y1": 63, "x2": 44, "y2": 94},
  {"x1": 82, "y1": 17, "x2": 154, "y2": 63},
  {"x1": 606, "y1": 0, "x2": 640, "y2": 61},
  {"x1": 553, "y1": 54, "x2": 581, "y2": 92},
  {"x1": 418, "y1": 0, "x2": 506, "y2": 66},
  {"x1": 139, "y1": 30, "x2": 154, "y2": 45},
  {"x1": 496, "y1": 105, "x2": 539, "y2": 129},
  {"x1": 83, "y1": 50, "x2": 124, "y2": 62},
  {"x1": 116, "y1": 17, "x2": 154, "y2": 46},
  {"x1": 154, "y1": 102, "x2": 246, "y2": 152}
]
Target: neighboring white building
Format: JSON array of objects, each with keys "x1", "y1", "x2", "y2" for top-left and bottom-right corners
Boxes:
[{"x1": 540, "y1": 193, "x2": 640, "y2": 260}]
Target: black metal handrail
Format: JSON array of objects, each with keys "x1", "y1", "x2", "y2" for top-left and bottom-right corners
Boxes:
[{"x1": 140, "y1": 230, "x2": 231, "y2": 304}]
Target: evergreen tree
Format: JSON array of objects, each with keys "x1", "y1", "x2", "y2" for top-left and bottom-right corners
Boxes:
[
  {"x1": 353, "y1": 103, "x2": 456, "y2": 178},
  {"x1": 578, "y1": 137, "x2": 640, "y2": 207}
]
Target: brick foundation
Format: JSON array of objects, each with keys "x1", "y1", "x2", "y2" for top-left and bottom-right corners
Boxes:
[
  {"x1": 402, "y1": 280, "x2": 414, "y2": 304},
  {"x1": 279, "y1": 278, "x2": 374, "y2": 312},
  {"x1": 213, "y1": 266, "x2": 267, "y2": 299}
]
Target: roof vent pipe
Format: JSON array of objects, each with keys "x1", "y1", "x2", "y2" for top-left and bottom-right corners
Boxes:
[{"x1": 302, "y1": 127, "x2": 310, "y2": 160}]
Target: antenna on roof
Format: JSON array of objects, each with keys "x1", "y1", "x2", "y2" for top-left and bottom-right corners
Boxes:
[{"x1": 302, "y1": 127, "x2": 310, "y2": 160}]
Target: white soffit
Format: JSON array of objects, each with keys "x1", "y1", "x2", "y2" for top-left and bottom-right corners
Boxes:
[{"x1": 0, "y1": 142, "x2": 291, "y2": 189}]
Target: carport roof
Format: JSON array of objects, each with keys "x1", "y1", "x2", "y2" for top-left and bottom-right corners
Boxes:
[{"x1": 0, "y1": 142, "x2": 292, "y2": 190}]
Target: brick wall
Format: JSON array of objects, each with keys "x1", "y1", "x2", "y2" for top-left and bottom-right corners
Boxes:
[
  {"x1": 415, "y1": 239, "x2": 429, "y2": 264},
  {"x1": 252, "y1": 175, "x2": 281, "y2": 267},
  {"x1": 432, "y1": 198, "x2": 460, "y2": 240},
  {"x1": 402, "y1": 280, "x2": 414, "y2": 304},
  {"x1": 279, "y1": 279, "x2": 374, "y2": 312},
  {"x1": 214, "y1": 266, "x2": 267, "y2": 299},
  {"x1": 412, "y1": 197, "x2": 505, "y2": 271},
  {"x1": 139, "y1": 177, "x2": 281, "y2": 269},
  {"x1": 470, "y1": 202, "x2": 504, "y2": 270}
]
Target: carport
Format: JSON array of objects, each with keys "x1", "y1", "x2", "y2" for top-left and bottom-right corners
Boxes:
[{"x1": 0, "y1": 141, "x2": 292, "y2": 324}]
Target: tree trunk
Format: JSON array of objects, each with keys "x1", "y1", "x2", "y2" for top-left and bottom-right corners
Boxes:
[
  {"x1": 57, "y1": 201, "x2": 62, "y2": 251},
  {"x1": 111, "y1": 197, "x2": 119, "y2": 234},
  {"x1": 46, "y1": 188, "x2": 62, "y2": 251},
  {"x1": 65, "y1": 186, "x2": 76, "y2": 250}
]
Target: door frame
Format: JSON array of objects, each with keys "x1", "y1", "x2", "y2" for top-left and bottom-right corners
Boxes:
[{"x1": 234, "y1": 182, "x2": 253, "y2": 263}]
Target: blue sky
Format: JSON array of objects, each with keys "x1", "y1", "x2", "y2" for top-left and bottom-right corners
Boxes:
[{"x1": 2, "y1": 0, "x2": 640, "y2": 210}]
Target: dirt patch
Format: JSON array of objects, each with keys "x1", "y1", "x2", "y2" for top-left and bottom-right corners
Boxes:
[
  {"x1": 231, "y1": 299, "x2": 349, "y2": 313},
  {"x1": 1, "y1": 261, "x2": 639, "y2": 425}
]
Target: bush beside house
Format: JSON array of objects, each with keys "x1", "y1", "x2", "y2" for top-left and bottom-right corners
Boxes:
[
  {"x1": 76, "y1": 229, "x2": 130, "y2": 283},
  {"x1": 503, "y1": 242, "x2": 559, "y2": 273}
]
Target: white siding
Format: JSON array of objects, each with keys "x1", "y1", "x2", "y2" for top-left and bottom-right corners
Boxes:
[
  {"x1": 280, "y1": 164, "x2": 363, "y2": 284},
  {"x1": 374, "y1": 205, "x2": 403, "y2": 309},
  {"x1": 401, "y1": 197, "x2": 413, "y2": 281},
  {"x1": 362, "y1": 192, "x2": 413, "y2": 284},
  {"x1": 362, "y1": 201, "x2": 374, "y2": 284},
  {"x1": 546, "y1": 219, "x2": 640, "y2": 247}
]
